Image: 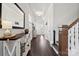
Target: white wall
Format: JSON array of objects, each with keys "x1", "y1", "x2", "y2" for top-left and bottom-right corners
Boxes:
[
  {"x1": 45, "y1": 4, "x2": 53, "y2": 44},
  {"x1": 53, "y1": 3, "x2": 79, "y2": 42}
]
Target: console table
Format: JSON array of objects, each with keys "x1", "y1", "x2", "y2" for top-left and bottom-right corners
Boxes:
[{"x1": 0, "y1": 32, "x2": 30, "y2": 56}]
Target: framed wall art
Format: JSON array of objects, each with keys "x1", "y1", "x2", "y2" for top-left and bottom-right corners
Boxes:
[{"x1": 0, "y1": 3, "x2": 25, "y2": 29}]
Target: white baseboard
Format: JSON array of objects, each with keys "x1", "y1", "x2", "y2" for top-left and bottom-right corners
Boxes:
[{"x1": 50, "y1": 44, "x2": 59, "y2": 55}]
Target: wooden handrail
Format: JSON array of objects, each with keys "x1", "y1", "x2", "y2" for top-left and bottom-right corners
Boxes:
[{"x1": 68, "y1": 18, "x2": 79, "y2": 29}]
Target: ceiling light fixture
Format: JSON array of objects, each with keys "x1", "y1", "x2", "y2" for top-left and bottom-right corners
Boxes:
[{"x1": 35, "y1": 11, "x2": 43, "y2": 16}]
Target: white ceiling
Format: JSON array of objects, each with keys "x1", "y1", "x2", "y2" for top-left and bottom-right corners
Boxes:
[
  {"x1": 18, "y1": 3, "x2": 51, "y2": 13},
  {"x1": 18, "y1": 3, "x2": 52, "y2": 24},
  {"x1": 29, "y1": 3, "x2": 50, "y2": 12}
]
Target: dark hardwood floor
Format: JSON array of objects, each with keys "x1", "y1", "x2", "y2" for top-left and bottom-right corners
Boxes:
[{"x1": 27, "y1": 35, "x2": 58, "y2": 56}]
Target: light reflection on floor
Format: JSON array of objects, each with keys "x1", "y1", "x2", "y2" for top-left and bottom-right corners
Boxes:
[{"x1": 40, "y1": 35, "x2": 46, "y2": 48}]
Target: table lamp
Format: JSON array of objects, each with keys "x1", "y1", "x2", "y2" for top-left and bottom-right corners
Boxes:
[{"x1": 2, "y1": 20, "x2": 12, "y2": 37}]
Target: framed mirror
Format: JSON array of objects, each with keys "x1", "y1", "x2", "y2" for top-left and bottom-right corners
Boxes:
[{"x1": 0, "y1": 3, "x2": 25, "y2": 29}]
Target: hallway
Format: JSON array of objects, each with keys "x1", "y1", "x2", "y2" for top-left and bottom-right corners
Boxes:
[{"x1": 27, "y1": 35, "x2": 57, "y2": 56}]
